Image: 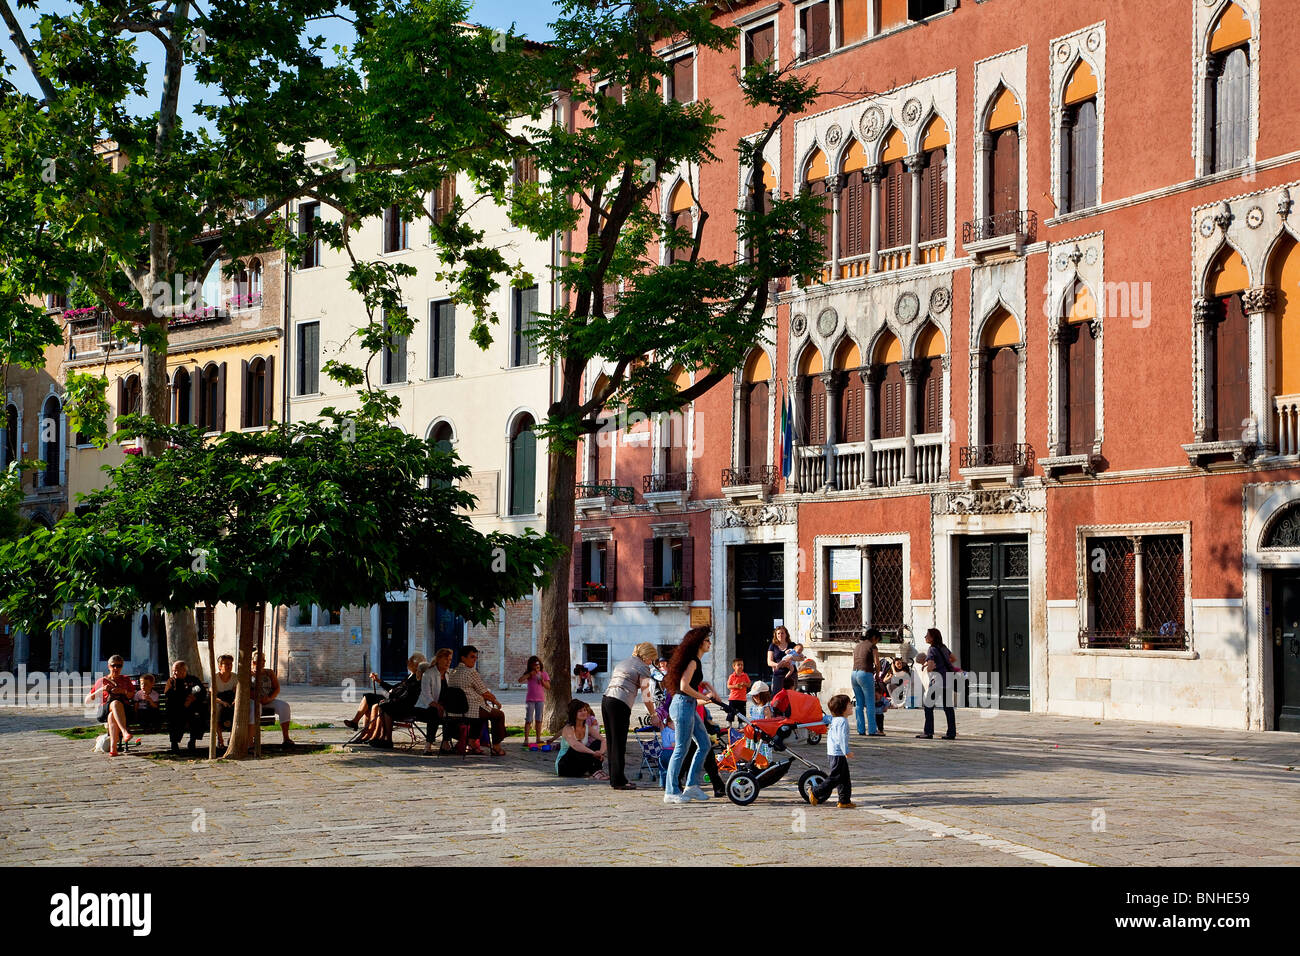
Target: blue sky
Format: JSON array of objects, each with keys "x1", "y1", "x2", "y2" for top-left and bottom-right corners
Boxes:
[{"x1": 2, "y1": 1, "x2": 564, "y2": 121}]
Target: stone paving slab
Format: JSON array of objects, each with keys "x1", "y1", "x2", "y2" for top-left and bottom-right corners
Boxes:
[{"x1": 2, "y1": 690, "x2": 1298, "y2": 866}]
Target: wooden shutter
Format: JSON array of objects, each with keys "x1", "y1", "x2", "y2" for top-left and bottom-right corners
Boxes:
[
  {"x1": 572, "y1": 541, "x2": 586, "y2": 600},
  {"x1": 746, "y1": 23, "x2": 775, "y2": 67},
  {"x1": 607, "y1": 540, "x2": 618, "y2": 600},
  {"x1": 1065, "y1": 323, "x2": 1096, "y2": 454},
  {"x1": 919, "y1": 357, "x2": 943, "y2": 434},
  {"x1": 215, "y1": 362, "x2": 227, "y2": 432},
  {"x1": 681, "y1": 537, "x2": 694, "y2": 600},
  {"x1": 263, "y1": 355, "x2": 275, "y2": 425},
  {"x1": 1067, "y1": 101, "x2": 1097, "y2": 212},
  {"x1": 840, "y1": 170, "x2": 865, "y2": 258},
  {"x1": 117, "y1": 377, "x2": 127, "y2": 418},
  {"x1": 433, "y1": 176, "x2": 456, "y2": 224},
  {"x1": 841, "y1": 374, "x2": 864, "y2": 443},
  {"x1": 802, "y1": 1, "x2": 831, "y2": 59},
  {"x1": 874, "y1": 363, "x2": 905, "y2": 439},
  {"x1": 671, "y1": 55, "x2": 694, "y2": 103},
  {"x1": 806, "y1": 375, "x2": 827, "y2": 445},
  {"x1": 1214, "y1": 48, "x2": 1250, "y2": 172},
  {"x1": 808, "y1": 178, "x2": 832, "y2": 263},
  {"x1": 984, "y1": 347, "x2": 1017, "y2": 447},
  {"x1": 881, "y1": 161, "x2": 910, "y2": 248},
  {"x1": 240, "y1": 359, "x2": 250, "y2": 428},
  {"x1": 643, "y1": 538, "x2": 656, "y2": 600},
  {"x1": 920, "y1": 148, "x2": 946, "y2": 241},
  {"x1": 662, "y1": 422, "x2": 678, "y2": 476},
  {"x1": 511, "y1": 424, "x2": 535, "y2": 515},
  {"x1": 746, "y1": 381, "x2": 769, "y2": 472},
  {"x1": 1214, "y1": 294, "x2": 1250, "y2": 441},
  {"x1": 989, "y1": 129, "x2": 1019, "y2": 217}
]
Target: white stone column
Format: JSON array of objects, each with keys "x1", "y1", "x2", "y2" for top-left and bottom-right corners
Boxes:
[
  {"x1": 906, "y1": 153, "x2": 924, "y2": 266},
  {"x1": 900, "y1": 359, "x2": 919, "y2": 483},
  {"x1": 861, "y1": 367, "x2": 877, "y2": 487},
  {"x1": 822, "y1": 371, "x2": 840, "y2": 489},
  {"x1": 828, "y1": 175, "x2": 842, "y2": 279},
  {"x1": 1243, "y1": 286, "x2": 1277, "y2": 452},
  {"x1": 867, "y1": 164, "x2": 883, "y2": 273},
  {"x1": 1192, "y1": 297, "x2": 1220, "y2": 442}
]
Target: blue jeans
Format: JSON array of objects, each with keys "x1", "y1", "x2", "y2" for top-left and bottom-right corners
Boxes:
[
  {"x1": 665, "y1": 695, "x2": 710, "y2": 796},
  {"x1": 851, "y1": 670, "x2": 878, "y2": 736}
]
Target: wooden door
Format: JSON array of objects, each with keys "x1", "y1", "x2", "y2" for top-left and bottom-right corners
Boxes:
[
  {"x1": 988, "y1": 128, "x2": 1020, "y2": 218},
  {"x1": 746, "y1": 381, "x2": 769, "y2": 473},
  {"x1": 1065, "y1": 322, "x2": 1096, "y2": 454},
  {"x1": 1274, "y1": 573, "x2": 1300, "y2": 732},
  {"x1": 984, "y1": 346, "x2": 1018, "y2": 447}
]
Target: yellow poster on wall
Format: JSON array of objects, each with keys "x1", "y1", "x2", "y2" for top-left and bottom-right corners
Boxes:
[{"x1": 830, "y1": 547, "x2": 862, "y2": 594}]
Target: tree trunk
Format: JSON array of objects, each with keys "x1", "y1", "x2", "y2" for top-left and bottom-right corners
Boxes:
[
  {"x1": 222, "y1": 605, "x2": 256, "y2": 760},
  {"x1": 539, "y1": 443, "x2": 579, "y2": 734},
  {"x1": 207, "y1": 623, "x2": 218, "y2": 761},
  {"x1": 164, "y1": 609, "x2": 204, "y2": 678}
]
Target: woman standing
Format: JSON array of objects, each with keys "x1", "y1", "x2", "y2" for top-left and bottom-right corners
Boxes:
[
  {"x1": 664, "y1": 627, "x2": 715, "y2": 805},
  {"x1": 851, "y1": 626, "x2": 883, "y2": 736},
  {"x1": 916, "y1": 628, "x2": 959, "y2": 740},
  {"x1": 555, "y1": 700, "x2": 608, "y2": 779},
  {"x1": 766, "y1": 626, "x2": 793, "y2": 692},
  {"x1": 601, "y1": 642, "x2": 659, "y2": 791}
]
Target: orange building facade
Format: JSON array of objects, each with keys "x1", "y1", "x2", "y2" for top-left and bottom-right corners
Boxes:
[{"x1": 569, "y1": 0, "x2": 1300, "y2": 731}]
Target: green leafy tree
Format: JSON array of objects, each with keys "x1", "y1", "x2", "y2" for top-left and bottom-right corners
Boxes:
[
  {"x1": 0, "y1": 408, "x2": 560, "y2": 757},
  {"x1": 509, "y1": 0, "x2": 827, "y2": 729},
  {"x1": 0, "y1": 0, "x2": 548, "y2": 669}
]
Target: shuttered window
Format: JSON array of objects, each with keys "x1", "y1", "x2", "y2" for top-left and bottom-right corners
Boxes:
[
  {"x1": 744, "y1": 22, "x2": 775, "y2": 69},
  {"x1": 431, "y1": 176, "x2": 456, "y2": 224},
  {"x1": 382, "y1": 309, "x2": 407, "y2": 385},
  {"x1": 668, "y1": 54, "x2": 694, "y2": 103},
  {"x1": 874, "y1": 363, "x2": 905, "y2": 440},
  {"x1": 808, "y1": 178, "x2": 833, "y2": 263},
  {"x1": 430, "y1": 300, "x2": 455, "y2": 378},
  {"x1": 1063, "y1": 322, "x2": 1096, "y2": 454},
  {"x1": 1213, "y1": 293, "x2": 1250, "y2": 441},
  {"x1": 800, "y1": 1, "x2": 831, "y2": 60},
  {"x1": 917, "y1": 357, "x2": 943, "y2": 434},
  {"x1": 1210, "y1": 46, "x2": 1250, "y2": 173},
  {"x1": 839, "y1": 372, "x2": 864, "y2": 443},
  {"x1": 984, "y1": 346, "x2": 1017, "y2": 446},
  {"x1": 840, "y1": 169, "x2": 869, "y2": 258},
  {"x1": 298, "y1": 202, "x2": 321, "y2": 268},
  {"x1": 509, "y1": 417, "x2": 536, "y2": 515},
  {"x1": 382, "y1": 205, "x2": 408, "y2": 253},
  {"x1": 644, "y1": 537, "x2": 694, "y2": 600},
  {"x1": 745, "y1": 380, "x2": 769, "y2": 472},
  {"x1": 880, "y1": 160, "x2": 911, "y2": 249},
  {"x1": 667, "y1": 210, "x2": 692, "y2": 264},
  {"x1": 805, "y1": 376, "x2": 827, "y2": 445},
  {"x1": 918, "y1": 147, "x2": 947, "y2": 242},
  {"x1": 988, "y1": 128, "x2": 1019, "y2": 218},
  {"x1": 297, "y1": 321, "x2": 319, "y2": 395},
  {"x1": 198, "y1": 363, "x2": 226, "y2": 433},
  {"x1": 1063, "y1": 100, "x2": 1098, "y2": 213},
  {"x1": 242, "y1": 357, "x2": 273, "y2": 428},
  {"x1": 512, "y1": 285, "x2": 540, "y2": 367},
  {"x1": 513, "y1": 154, "x2": 538, "y2": 186}
]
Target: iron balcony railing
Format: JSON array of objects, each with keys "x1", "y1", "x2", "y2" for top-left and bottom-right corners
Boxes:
[
  {"x1": 644, "y1": 583, "x2": 695, "y2": 603},
  {"x1": 643, "y1": 472, "x2": 690, "y2": 494},
  {"x1": 962, "y1": 209, "x2": 1038, "y2": 245},
  {"x1": 959, "y1": 442, "x2": 1034, "y2": 469},
  {"x1": 721, "y1": 464, "x2": 778, "y2": 489},
  {"x1": 574, "y1": 482, "x2": 635, "y2": 504}
]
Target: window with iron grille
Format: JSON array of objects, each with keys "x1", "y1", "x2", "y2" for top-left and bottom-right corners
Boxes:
[
  {"x1": 1082, "y1": 533, "x2": 1186, "y2": 648},
  {"x1": 823, "y1": 544, "x2": 904, "y2": 641}
]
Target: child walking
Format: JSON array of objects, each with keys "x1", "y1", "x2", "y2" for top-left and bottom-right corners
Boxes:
[
  {"x1": 520, "y1": 656, "x2": 550, "y2": 750},
  {"x1": 808, "y1": 694, "x2": 855, "y2": 809}
]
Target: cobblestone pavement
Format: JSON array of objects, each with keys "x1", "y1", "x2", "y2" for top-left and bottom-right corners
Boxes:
[{"x1": 2, "y1": 686, "x2": 1298, "y2": 866}]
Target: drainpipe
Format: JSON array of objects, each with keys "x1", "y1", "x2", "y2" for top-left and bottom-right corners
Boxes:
[{"x1": 281, "y1": 201, "x2": 292, "y2": 425}]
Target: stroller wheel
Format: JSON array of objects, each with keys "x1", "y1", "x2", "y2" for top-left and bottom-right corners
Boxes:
[
  {"x1": 726, "y1": 771, "x2": 760, "y2": 807},
  {"x1": 798, "y1": 768, "x2": 827, "y2": 804},
  {"x1": 806, "y1": 732, "x2": 822, "y2": 745}
]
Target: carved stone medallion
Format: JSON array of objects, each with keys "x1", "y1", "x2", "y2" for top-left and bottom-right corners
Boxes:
[
  {"x1": 792, "y1": 313, "x2": 808, "y2": 337},
  {"x1": 816, "y1": 308, "x2": 838, "y2": 337},
  {"x1": 825, "y1": 123, "x2": 843, "y2": 148},
  {"x1": 895, "y1": 291, "x2": 921, "y2": 325},
  {"x1": 901, "y1": 98, "x2": 923, "y2": 126},
  {"x1": 861, "y1": 106, "x2": 885, "y2": 141},
  {"x1": 929, "y1": 287, "x2": 951, "y2": 314}
]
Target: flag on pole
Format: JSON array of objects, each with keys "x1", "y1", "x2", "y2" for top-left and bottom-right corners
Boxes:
[{"x1": 780, "y1": 387, "x2": 793, "y2": 478}]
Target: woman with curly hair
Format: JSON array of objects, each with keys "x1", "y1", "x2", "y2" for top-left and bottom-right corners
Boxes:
[{"x1": 663, "y1": 627, "x2": 716, "y2": 804}]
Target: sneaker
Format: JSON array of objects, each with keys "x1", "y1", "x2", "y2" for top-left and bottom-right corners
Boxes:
[
  {"x1": 837, "y1": 801, "x2": 857, "y2": 809},
  {"x1": 663, "y1": 792, "x2": 686, "y2": 804},
  {"x1": 808, "y1": 791, "x2": 821, "y2": 806},
  {"x1": 683, "y1": 786, "x2": 711, "y2": 802}
]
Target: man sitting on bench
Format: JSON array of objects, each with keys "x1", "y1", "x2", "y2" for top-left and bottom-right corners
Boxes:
[
  {"x1": 164, "y1": 661, "x2": 208, "y2": 754},
  {"x1": 251, "y1": 652, "x2": 294, "y2": 748}
]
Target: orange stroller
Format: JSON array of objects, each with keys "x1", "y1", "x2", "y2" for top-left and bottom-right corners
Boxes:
[{"x1": 718, "y1": 691, "x2": 831, "y2": 806}]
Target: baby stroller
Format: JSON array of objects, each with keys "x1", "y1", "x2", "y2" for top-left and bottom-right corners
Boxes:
[{"x1": 716, "y1": 691, "x2": 831, "y2": 806}]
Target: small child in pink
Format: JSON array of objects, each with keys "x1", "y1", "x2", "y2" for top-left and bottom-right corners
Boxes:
[{"x1": 520, "y1": 656, "x2": 550, "y2": 750}]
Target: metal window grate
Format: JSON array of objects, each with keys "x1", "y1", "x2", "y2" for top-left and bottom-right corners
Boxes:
[
  {"x1": 1089, "y1": 536, "x2": 1135, "y2": 634},
  {"x1": 1143, "y1": 535, "x2": 1185, "y2": 635},
  {"x1": 868, "y1": 544, "x2": 904, "y2": 631}
]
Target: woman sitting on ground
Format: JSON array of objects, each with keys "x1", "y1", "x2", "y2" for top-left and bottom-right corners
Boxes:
[
  {"x1": 361, "y1": 653, "x2": 425, "y2": 748},
  {"x1": 85, "y1": 654, "x2": 136, "y2": 756},
  {"x1": 555, "y1": 699, "x2": 608, "y2": 779}
]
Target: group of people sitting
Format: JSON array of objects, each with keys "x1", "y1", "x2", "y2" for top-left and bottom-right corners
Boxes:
[
  {"x1": 342, "y1": 645, "x2": 508, "y2": 756},
  {"x1": 86, "y1": 652, "x2": 294, "y2": 756}
]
